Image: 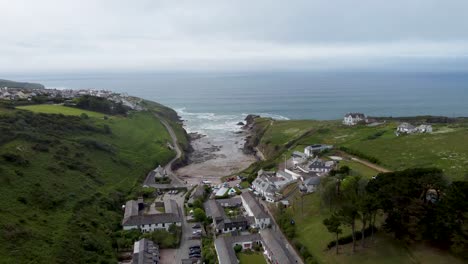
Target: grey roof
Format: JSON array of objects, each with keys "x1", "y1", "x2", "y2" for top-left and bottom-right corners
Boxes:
[
  {"x1": 214, "y1": 234, "x2": 262, "y2": 264},
  {"x1": 308, "y1": 159, "x2": 333, "y2": 170},
  {"x1": 304, "y1": 176, "x2": 321, "y2": 186},
  {"x1": 122, "y1": 199, "x2": 181, "y2": 226},
  {"x1": 132, "y1": 238, "x2": 159, "y2": 264},
  {"x1": 204, "y1": 199, "x2": 226, "y2": 220},
  {"x1": 276, "y1": 170, "x2": 293, "y2": 181},
  {"x1": 241, "y1": 192, "x2": 269, "y2": 219},
  {"x1": 123, "y1": 213, "x2": 181, "y2": 226},
  {"x1": 190, "y1": 185, "x2": 206, "y2": 200},
  {"x1": 164, "y1": 199, "x2": 180, "y2": 216},
  {"x1": 216, "y1": 197, "x2": 242, "y2": 207},
  {"x1": 260, "y1": 229, "x2": 296, "y2": 264},
  {"x1": 124, "y1": 200, "x2": 139, "y2": 219},
  {"x1": 345, "y1": 112, "x2": 366, "y2": 118}
]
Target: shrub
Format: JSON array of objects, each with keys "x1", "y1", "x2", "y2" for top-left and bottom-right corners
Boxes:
[
  {"x1": 2, "y1": 153, "x2": 29, "y2": 166},
  {"x1": 234, "y1": 244, "x2": 242, "y2": 253},
  {"x1": 326, "y1": 225, "x2": 378, "y2": 249},
  {"x1": 339, "y1": 146, "x2": 381, "y2": 164}
]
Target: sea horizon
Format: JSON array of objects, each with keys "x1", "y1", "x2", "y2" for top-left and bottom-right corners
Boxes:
[{"x1": 4, "y1": 71, "x2": 468, "y2": 139}]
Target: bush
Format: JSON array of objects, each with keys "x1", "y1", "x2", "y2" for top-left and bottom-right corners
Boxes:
[
  {"x1": 326, "y1": 225, "x2": 378, "y2": 249},
  {"x1": 339, "y1": 146, "x2": 381, "y2": 164},
  {"x1": 234, "y1": 244, "x2": 242, "y2": 253},
  {"x1": 2, "y1": 153, "x2": 29, "y2": 166},
  {"x1": 366, "y1": 130, "x2": 385, "y2": 140}
]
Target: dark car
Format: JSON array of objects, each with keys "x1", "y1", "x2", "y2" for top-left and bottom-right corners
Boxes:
[
  {"x1": 189, "y1": 245, "x2": 201, "y2": 250},
  {"x1": 189, "y1": 249, "x2": 201, "y2": 254},
  {"x1": 192, "y1": 223, "x2": 201, "y2": 229}
]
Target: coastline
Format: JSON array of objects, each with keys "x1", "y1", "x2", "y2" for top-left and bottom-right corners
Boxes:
[{"x1": 174, "y1": 116, "x2": 257, "y2": 185}]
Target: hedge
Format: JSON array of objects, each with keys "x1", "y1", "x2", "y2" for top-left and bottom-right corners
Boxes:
[
  {"x1": 339, "y1": 146, "x2": 381, "y2": 164},
  {"x1": 326, "y1": 225, "x2": 378, "y2": 249}
]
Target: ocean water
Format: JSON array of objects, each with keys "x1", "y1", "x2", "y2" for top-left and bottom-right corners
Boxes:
[{"x1": 8, "y1": 71, "x2": 468, "y2": 138}]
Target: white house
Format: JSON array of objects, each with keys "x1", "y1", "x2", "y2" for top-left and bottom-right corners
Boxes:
[
  {"x1": 304, "y1": 144, "x2": 333, "y2": 156},
  {"x1": 343, "y1": 113, "x2": 367, "y2": 126},
  {"x1": 396, "y1": 123, "x2": 432, "y2": 135}
]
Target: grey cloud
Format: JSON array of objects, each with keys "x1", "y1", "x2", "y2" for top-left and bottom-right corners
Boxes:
[{"x1": 0, "y1": 0, "x2": 467, "y2": 73}]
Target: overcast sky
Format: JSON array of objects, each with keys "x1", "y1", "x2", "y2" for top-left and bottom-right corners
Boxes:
[{"x1": 1, "y1": 0, "x2": 468, "y2": 73}]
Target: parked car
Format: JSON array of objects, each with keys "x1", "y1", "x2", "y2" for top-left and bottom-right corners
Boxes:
[
  {"x1": 192, "y1": 223, "x2": 201, "y2": 229},
  {"x1": 189, "y1": 245, "x2": 201, "y2": 250},
  {"x1": 192, "y1": 230, "x2": 202, "y2": 235}
]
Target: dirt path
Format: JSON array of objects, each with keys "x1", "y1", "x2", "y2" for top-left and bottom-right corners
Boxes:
[{"x1": 338, "y1": 151, "x2": 391, "y2": 173}]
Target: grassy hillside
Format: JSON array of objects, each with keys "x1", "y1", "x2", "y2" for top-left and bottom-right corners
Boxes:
[
  {"x1": 0, "y1": 79, "x2": 45, "y2": 89},
  {"x1": 254, "y1": 118, "x2": 468, "y2": 180},
  {"x1": 17, "y1": 104, "x2": 108, "y2": 118},
  {"x1": 0, "y1": 102, "x2": 179, "y2": 263}
]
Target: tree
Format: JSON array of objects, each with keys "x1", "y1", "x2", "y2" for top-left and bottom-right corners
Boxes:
[
  {"x1": 234, "y1": 244, "x2": 242, "y2": 253},
  {"x1": 338, "y1": 203, "x2": 360, "y2": 253},
  {"x1": 193, "y1": 208, "x2": 207, "y2": 223},
  {"x1": 323, "y1": 214, "x2": 343, "y2": 254}
]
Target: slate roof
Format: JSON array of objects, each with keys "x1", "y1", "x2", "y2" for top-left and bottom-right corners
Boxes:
[
  {"x1": 124, "y1": 200, "x2": 139, "y2": 219},
  {"x1": 241, "y1": 192, "x2": 269, "y2": 219},
  {"x1": 132, "y1": 238, "x2": 159, "y2": 264},
  {"x1": 214, "y1": 234, "x2": 262, "y2": 264},
  {"x1": 260, "y1": 229, "x2": 296, "y2": 264},
  {"x1": 122, "y1": 199, "x2": 181, "y2": 227},
  {"x1": 304, "y1": 176, "x2": 321, "y2": 186},
  {"x1": 216, "y1": 197, "x2": 242, "y2": 208},
  {"x1": 204, "y1": 199, "x2": 226, "y2": 221},
  {"x1": 345, "y1": 112, "x2": 366, "y2": 118}
]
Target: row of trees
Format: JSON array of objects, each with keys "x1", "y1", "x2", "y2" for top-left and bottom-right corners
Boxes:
[{"x1": 322, "y1": 168, "x2": 467, "y2": 258}]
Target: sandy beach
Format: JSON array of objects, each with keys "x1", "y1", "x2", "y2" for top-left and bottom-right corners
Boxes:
[{"x1": 175, "y1": 130, "x2": 256, "y2": 185}]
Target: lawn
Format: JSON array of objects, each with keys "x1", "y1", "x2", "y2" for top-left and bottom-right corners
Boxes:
[
  {"x1": 338, "y1": 160, "x2": 380, "y2": 178},
  {"x1": 17, "y1": 104, "x2": 107, "y2": 118},
  {"x1": 286, "y1": 192, "x2": 466, "y2": 264},
  {"x1": 237, "y1": 252, "x2": 267, "y2": 264}
]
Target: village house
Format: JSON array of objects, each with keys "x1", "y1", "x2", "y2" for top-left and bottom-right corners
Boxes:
[
  {"x1": 343, "y1": 113, "x2": 367, "y2": 126},
  {"x1": 396, "y1": 122, "x2": 433, "y2": 135},
  {"x1": 252, "y1": 170, "x2": 295, "y2": 203},
  {"x1": 214, "y1": 231, "x2": 296, "y2": 264},
  {"x1": 214, "y1": 234, "x2": 263, "y2": 264},
  {"x1": 122, "y1": 199, "x2": 181, "y2": 232},
  {"x1": 132, "y1": 238, "x2": 160, "y2": 264},
  {"x1": 304, "y1": 144, "x2": 333, "y2": 157},
  {"x1": 297, "y1": 157, "x2": 336, "y2": 175},
  {"x1": 260, "y1": 229, "x2": 297, "y2": 264},
  {"x1": 241, "y1": 192, "x2": 271, "y2": 229},
  {"x1": 299, "y1": 176, "x2": 321, "y2": 193},
  {"x1": 204, "y1": 198, "x2": 249, "y2": 234}
]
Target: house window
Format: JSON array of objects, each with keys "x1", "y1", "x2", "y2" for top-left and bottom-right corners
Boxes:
[{"x1": 162, "y1": 223, "x2": 165, "y2": 227}]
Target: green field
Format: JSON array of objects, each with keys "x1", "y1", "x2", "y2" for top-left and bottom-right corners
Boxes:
[
  {"x1": 286, "y1": 192, "x2": 465, "y2": 264},
  {"x1": 0, "y1": 103, "x2": 180, "y2": 262},
  {"x1": 338, "y1": 160, "x2": 380, "y2": 178},
  {"x1": 238, "y1": 252, "x2": 267, "y2": 264},
  {"x1": 255, "y1": 118, "x2": 468, "y2": 180},
  {"x1": 17, "y1": 104, "x2": 108, "y2": 118}
]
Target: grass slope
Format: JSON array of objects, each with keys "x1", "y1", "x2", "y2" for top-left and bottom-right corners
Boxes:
[
  {"x1": 287, "y1": 193, "x2": 465, "y2": 264},
  {"x1": 17, "y1": 104, "x2": 108, "y2": 118},
  {"x1": 0, "y1": 104, "x2": 177, "y2": 263}
]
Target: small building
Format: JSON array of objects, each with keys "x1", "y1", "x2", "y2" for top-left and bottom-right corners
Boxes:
[
  {"x1": 343, "y1": 113, "x2": 367, "y2": 126},
  {"x1": 214, "y1": 234, "x2": 263, "y2": 264},
  {"x1": 215, "y1": 187, "x2": 236, "y2": 197},
  {"x1": 300, "y1": 176, "x2": 321, "y2": 193},
  {"x1": 304, "y1": 144, "x2": 333, "y2": 156},
  {"x1": 132, "y1": 238, "x2": 160, "y2": 264},
  {"x1": 260, "y1": 229, "x2": 297, "y2": 264},
  {"x1": 396, "y1": 122, "x2": 416, "y2": 133},
  {"x1": 396, "y1": 123, "x2": 432, "y2": 135},
  {"x1": 122, "y1": 199, "x2": 182, "y2": 232},
  {"x1": 240, "y1": 192, "x2": 271, "y2": 229}
]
